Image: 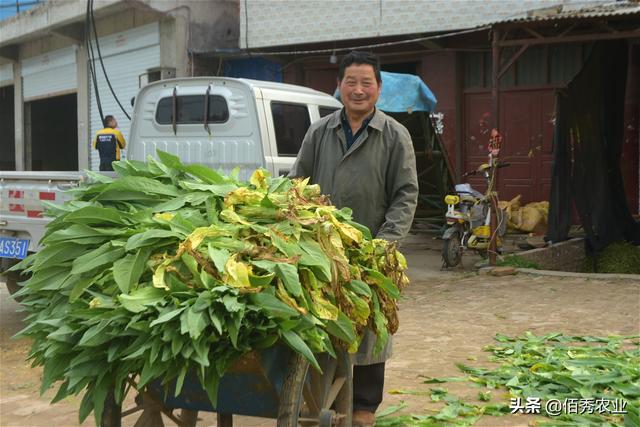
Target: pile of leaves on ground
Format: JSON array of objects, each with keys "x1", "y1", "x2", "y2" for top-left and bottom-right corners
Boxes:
[
  {"x1": 11, "y1": 151, "x2": 409, "y2": 424},
  {"x1": 376, "y1": 332, "x2": 639, "y2": 427},
  {"x1": 582, "y1": 241, "x2": 640, "y2": 274}
]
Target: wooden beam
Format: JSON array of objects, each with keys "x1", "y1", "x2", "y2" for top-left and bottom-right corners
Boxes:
[
  {"x1": 498, "y1": 44, "x2": 528, "y2": 79},
  {"x1": 415, "y1": 39, "x2": 443, "y2": 50},
  {"x1": 523, "y1": 26, "x2": 544, "y2": 39},
  {"x1": 497, "y1": 27, "x2": 640, "y2": 47}
]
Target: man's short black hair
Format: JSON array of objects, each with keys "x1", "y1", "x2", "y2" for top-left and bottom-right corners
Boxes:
[
  {"x1": 338, "y1": 51, "x2": 382, "y2": 83},
  {"x1": 103, "y1": 115, "x2": 115, "y2": 127}
]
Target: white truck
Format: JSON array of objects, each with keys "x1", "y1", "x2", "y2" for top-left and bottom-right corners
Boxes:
[{"x1": 0, "y1": 77, "x2": 342, "y2": 294}]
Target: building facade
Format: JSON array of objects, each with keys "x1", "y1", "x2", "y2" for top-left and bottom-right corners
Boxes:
[{"x1": 0, "y1": 0, "x2": 238, "y2": 171}]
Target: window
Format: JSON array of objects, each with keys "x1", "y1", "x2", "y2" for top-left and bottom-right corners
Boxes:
[
  {"x1": 319, "y1": 106, "x2": 340, "y2": 118},
  {"x1": 271, "y1": 102, "x2": 310, "y2": 156},
  {"x1": 155, "y1": 95, "x2": 229, "y2": 124}
]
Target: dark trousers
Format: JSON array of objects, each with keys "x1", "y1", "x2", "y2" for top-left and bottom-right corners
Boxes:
[
  {"x1": 99, "y1": 161, "x2": 114, "y2": 171},
  {"x1": 353, "y1": 362, "x2": 385, "y2": 412}
]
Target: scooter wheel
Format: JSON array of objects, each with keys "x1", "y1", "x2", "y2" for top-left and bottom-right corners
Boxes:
[{"x1": 442, "y1": 233, "x2": 462, "y2": 267}]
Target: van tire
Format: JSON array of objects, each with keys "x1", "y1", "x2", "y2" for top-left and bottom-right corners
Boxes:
[{"x1": 1, "y1": 258, "x2": 28, "y2": 297}]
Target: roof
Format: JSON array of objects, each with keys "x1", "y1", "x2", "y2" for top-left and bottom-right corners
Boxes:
[{"x1": 488, "y1": 0, "x2": 640, "y2": 26}]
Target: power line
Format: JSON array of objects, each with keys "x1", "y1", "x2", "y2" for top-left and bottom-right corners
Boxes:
[{"x1": 89, "y1": 0, "x2": 130, "y2": 120}]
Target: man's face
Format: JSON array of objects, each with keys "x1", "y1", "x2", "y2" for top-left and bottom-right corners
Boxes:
[
  {"x1": 338, "y1": 63, "x2": 381, "y2": 116},
  {"x1": 109, "y1": 119, "x2": 118, "y2": 128}
]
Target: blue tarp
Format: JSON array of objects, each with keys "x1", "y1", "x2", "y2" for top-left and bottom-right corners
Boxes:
[
  {"x1": 223, "y1": 58, "x2": 283, "y2": 82},
  {"x1": 335, "y1": 71, "x2": 437, "y2": 113}
]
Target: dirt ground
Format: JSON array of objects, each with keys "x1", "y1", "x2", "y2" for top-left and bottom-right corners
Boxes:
[{"x1": 1, "y1": 237, "x2": 638, "y2": 427}]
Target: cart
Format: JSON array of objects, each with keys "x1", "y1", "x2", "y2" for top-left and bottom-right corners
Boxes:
[{"x1": 100, "y1": 344, "x2": 352, "y2": 426}]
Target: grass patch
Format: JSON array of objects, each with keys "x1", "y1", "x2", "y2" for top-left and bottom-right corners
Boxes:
[
  {"x1": 581, "y1": 241, "x2": 640, "y2": 274},
  {"x1": 496, "y1": 254, "x2": 540, "y2": 269}
]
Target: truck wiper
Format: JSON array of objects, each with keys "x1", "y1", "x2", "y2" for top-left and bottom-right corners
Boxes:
[
  {"x1": 172, "y1": 87, "x2": 177, "y2": 135},
  {"x1": 204, "y1": 85, "x2": 211, "y2": 135}
]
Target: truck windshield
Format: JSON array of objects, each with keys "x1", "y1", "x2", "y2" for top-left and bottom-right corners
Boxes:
[{"x1": 156, "y1": 95, "x2": 229, "y2": 125}]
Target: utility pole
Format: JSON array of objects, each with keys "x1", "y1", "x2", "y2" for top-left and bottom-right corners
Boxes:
[{"x1": 489, "y1": 28, "x2": 501, "y2": 266}]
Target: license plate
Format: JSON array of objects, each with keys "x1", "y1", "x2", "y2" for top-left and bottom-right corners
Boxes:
[{"x1": 0, "y1": 237, "x2": 30, "y2": 260}]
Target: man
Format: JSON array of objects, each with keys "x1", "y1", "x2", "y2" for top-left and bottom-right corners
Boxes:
[
  {"x1": 289, "y1": 51, "x2": 418, "y2": 427},
  {"x1": 93, "y1": 115, "x2": 126, "y2": 171}
]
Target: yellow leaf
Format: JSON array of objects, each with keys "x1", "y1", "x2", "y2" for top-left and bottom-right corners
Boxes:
[
  {"x1": 250, "y1": 169, "x2": 270, "y2": 192},
  {"x1": 154, "y1": 212, "x2": 175, "y2": 221},
  {"x1": 223, "y1": 254, "x2": 252, "y2": 288},
  {"x1": 152, "y1": 261, "x2": 170, "y2": 290},
  {"x1": 276, "y1": 280, "x2": 308, "y2": 314},
  {"x1": 185, "y1": 226, "x2": 229, "y2": 250},
  {"x1": 220, "y1": 209, "x2": 250, "y2": 225},
  {"x1": 309, "y1": 289, "x2": 339, "y2": 320},
  {"x1": 224, "y1": 187, "x2": 264, "y2": 208}
]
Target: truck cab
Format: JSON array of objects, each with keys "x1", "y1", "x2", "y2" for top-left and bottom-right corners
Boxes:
[{"x1": 129, "y1": 77, "x2": 342, "y2": 179}]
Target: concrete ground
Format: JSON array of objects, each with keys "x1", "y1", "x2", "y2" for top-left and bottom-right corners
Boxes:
[{"x1": 1, "y1": 232, "x2": 638, "y2": 426}]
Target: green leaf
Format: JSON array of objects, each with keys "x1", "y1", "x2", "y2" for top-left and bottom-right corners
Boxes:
[
  {"x1": 32, "y1": 243, "x2": 88, "y2": 270},
  {"x1": 156, "y1": 150, "x2": 183, "y2": 170},
  {"x1": 346, "y1": 279, "x2": 372, "y2": 298},
  {"x1": 185, "y1": 306, "x2": 208, "y2": 339},
  {"x1": 150, "y1": 306, "x2": 186, "y2": 327},
  {"x1": 275, "y1": 263, "x2": 303, "y2": 297},
  {"x1": 118, "y1": 287, "x2": 166, "y2": 313},
  {"x1": 78, "y1": 320, "x2": 111, "y2": 347},
  {"x1": 106, "y1": 176, "x2": 180, "y2": 197},
  {"x1": 66, "y1": 206, "x2": 129, "y2": 225},
  {"x1": 69, "y1": 275, "x2": 98, "y2": 302},
  {"x1": 325, "y1": 311, "x2": 356, "y2": 343},
  {"x1": 281, "y1": 329, "x2": 320, "y2": 372},
  {"x1": 113, "y1": 248, "x2": 151, "y2": 294},
  {"x1": 376, "y1": 401, "x2": 408, "y2": 418},
  {"x1": 71, "y1": 244, "x2": 125, "y2": 275},
  {"x1": 183, "y1": 163, "x2": 225, "y2": 184},
  {"x1": 249, "y1": 292, "x2": 300, "y2": 319},
  {"x1": 125, "y1": 229, "x2": 182, "y2": 251}
]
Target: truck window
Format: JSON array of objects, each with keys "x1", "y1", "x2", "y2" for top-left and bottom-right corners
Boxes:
[
  {"x1": 319, "y1": 106, "x2": 340, "y2": 118},
  {"x1": 271, "y1": 102, "x2": 311, "y2": 157},
  {"x1": 155, "y1": 95, "x2": 229, "y2": 124}
]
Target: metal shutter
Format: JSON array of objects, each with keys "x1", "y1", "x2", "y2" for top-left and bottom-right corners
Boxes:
[
  {"x1": 21, "y1": 46, "x2": 77, "y2": 100},
  {"x1": 89, "y1": 23, "x2": 160, "y2": 170}
]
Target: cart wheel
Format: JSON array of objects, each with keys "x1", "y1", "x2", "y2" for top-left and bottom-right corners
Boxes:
[
  {"x1": 101, "y1": 389, "x2": 122, "y2": 427},
  {"x1": 101, "y1": 387, "x2": 196, "y2": 427},
  {"x1": 304, "y1": 350, "x2": 352, "y2": 427},
  {"x1": 276, "y1": 353, "x2": 309, "y2": 427}
]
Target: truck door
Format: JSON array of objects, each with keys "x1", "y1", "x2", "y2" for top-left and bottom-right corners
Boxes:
[{"x1": 264, "y1": 101, "x2": 312, "y2": 176}]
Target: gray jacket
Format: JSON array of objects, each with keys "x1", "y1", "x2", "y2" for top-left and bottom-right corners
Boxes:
[{"x1": 290, "y1": 108, "x2": 418, "y2": 364}]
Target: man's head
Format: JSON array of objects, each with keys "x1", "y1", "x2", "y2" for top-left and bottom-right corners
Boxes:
[
  {"x1": 103, "y1": 115, "x2": 117, "y2": 129},
  {"x1": 338, "y1": 51, "x2": 382, "y2": 117}
]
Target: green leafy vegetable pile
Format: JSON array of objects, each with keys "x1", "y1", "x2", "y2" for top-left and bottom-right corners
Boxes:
[
  {"x1": 12, "y1": 152, "x2": 409, "y2": 424},
  {"x1": 376, "y1": 333, "x2": 639, "y2": 427}
]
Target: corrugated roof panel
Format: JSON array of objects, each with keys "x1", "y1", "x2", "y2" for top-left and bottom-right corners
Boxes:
[{"x1": 489, "y1": 1, "x2": 640, "y2": 25}]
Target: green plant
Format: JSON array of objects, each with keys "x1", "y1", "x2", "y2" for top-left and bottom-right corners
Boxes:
[
  {"x1": 12, "y1": 152, "x2": 408, "y2": 425},
  {"x1": 593, "y1": 241, "x2": 640, "y2": 274},
  {"x1": 496, "y1": 254, "x2": 540, "y2": 269}
]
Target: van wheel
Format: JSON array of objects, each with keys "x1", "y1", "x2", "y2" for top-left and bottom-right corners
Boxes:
[{"x1": 1, "y1": 258, "x2": 28, "y2": 297}]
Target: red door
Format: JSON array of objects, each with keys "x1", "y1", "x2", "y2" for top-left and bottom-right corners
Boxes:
[{"x1": 463, "y1": 89, "x2": 555, "y2": 205}]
